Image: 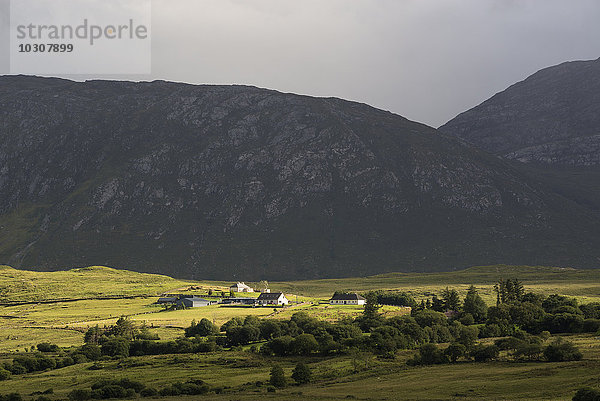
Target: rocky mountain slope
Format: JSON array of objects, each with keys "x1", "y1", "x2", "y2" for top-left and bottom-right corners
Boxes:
[
  {"x1": 439, "y1": 58, "x2": 600, "y2": 167},
  {"x1": 1, "y1": 76, "x2": 599, "y2": 279},
  {"x1": 439, "y1": 58, "x2": 600, "y2": 215}
]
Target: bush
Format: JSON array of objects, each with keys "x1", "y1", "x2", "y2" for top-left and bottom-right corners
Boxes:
[
  {"x1": 291, "y1": 334, "x2": 319, "y2": 356},
  {"x1": 5, "y1": 363, "x2": 26, "y2": 375},
  {"x1": 454, "y1": 324, "x2": 479, "y2": 348},
  {"x1": 291, "y1": 362, "x2": 312, "y2": 384},
  {"x1": 59, "y1": 356, "x2": 75, "y2": 368},
  {"x1": 0, "y1": 368, "x2": 10, "y2": 380},
  {"x1": 90, "y1": 384, "x2": 128, "y2": 399},
  {"x1": 139, "y1": 388, "x2": 158, "y2": 397},
  {"x1": 158, "y1": 381, "x2": 209, "y2": 396},
  {"x1": 36, "y1": 343, "x2": 59, "y2": 353},
  {"x1": 583, "y1": 319, "x2": 600, "y2": 333},
  {"x1": 444, "y1": 343, "x2": 466, "y2": 362},
  {"x1": 459, "y1": 313, "x2": 475, "y2": 326},
  {"x1": 71, "y1": 354, "x2": 89, "y2": 364},
  {"x1": 573, "y1": 387, "x2": 600, "y2": 401},
  {"x1": 415, "y1": 343, "x2": 447, "y2": 365},
  {"x1": 101, "y1": 337, "x2": 130, "y2": 357},
  {"x1": 68, "y1": 390, "x2": 91, "y2": 401},
  {"x1": 270, "y1": 365, "x2": 286, "y2": 388},
  {"x1": 543, "y1": 338, "x2": 582, "y2": 362},
  {"x1": 79, "y1": 344, "x2": 102, "y2": 360},
  {"x1": 513, "y1": 343, "x2": 543, "y2": 361},
  {"x1": 471, "y1": 344, "x2": 499, "y2": 362},
  {"x1": 479, "y1": 324, "x2": 502, "y2": 338},
  {"x1": 0, "y1": 394, "x2": 22, "y2": 401},
  {"x1": 185, "y1": 318, "x2": 219, "y2": 337}
]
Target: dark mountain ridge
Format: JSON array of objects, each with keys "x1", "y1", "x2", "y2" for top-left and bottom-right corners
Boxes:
[
  {"x1": 1, "y1": 75, "x2": 599, "y2": 279},
  {"x1": 440, "y1": 57, "x2": 600, "y2": 216},
  {"x1": 440, "y1": 57, "x2": 600, "y2": 166}
]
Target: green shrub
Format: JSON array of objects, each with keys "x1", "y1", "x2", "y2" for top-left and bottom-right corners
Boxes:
[
  {"x1": 0, "y1": 368, "x2": 10, "y2": 381},
  {"x1": 459, "y1": 313, "x2": 475, "y2": 326},
  {"x1": 100, "y1": 337, "x2": 130, "y2": 357},
  {"x1": 90, "y1": 384, "x2": 128, "y2": 399},
  {"x1": 471, "y1": 344, "x2": 499, "y2": 362},
  {"x1": 139, "y1": 388, "x2": 158, "y2": 397},
  {"x1": 573, "y1": 387, "x2": 600, "y2": 401},
  {"x1": 79, "y1": 344, "x2": 102, "y2": 360},
  {"x1": 411, "y1": 343, "x2": 448, "y2": 365},
  {"x1": 444, "y1": 343, "x2": 466, "y2": 362},
  {"x1": 36, "y1": 343, "x2": 59, "y2": 353},
  {"x1": 1, "y1": 393, "x2": 23, "y2": 401},
  {"x1": 185, "y1": 318, "x2": 219, "y2": 337},
  {"x1": 513, "y1": 343, "x2": 543, "y2": 361},
  {"x1": 291, "y1": 362, "x2": 312, "y2": 384},
  {"x1": 543, "y1": 338, "x2": 582, "y2": 362},
  {"x1": 583, "y1": 319, "x2": 600, "y2": 333},
  {"x1": 270, "y1": 365, "x2": 286, "y2": 388}
]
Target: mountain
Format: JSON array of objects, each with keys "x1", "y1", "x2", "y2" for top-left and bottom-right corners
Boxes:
[
  {"x1": 439, "y1": 58, "x2": 600, "y2": 214},
  {"x1": 1, "y1": 76, "x2": 599, "y2": 280},
  {"x1": 439, "y1": 58, "x2": 600, "y2": 166}
]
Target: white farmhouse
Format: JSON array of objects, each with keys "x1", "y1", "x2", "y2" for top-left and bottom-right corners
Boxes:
[
  {"x1": 257, "y1": 292, "x2": 289, "y2": 306},
  {"x1": 329, "y1": 293, "x2": 366, "y2": 305}
]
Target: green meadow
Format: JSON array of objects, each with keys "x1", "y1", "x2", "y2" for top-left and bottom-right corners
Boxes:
[{"x1": 0, "y1": 264, "x2": 599, "y2": 400}]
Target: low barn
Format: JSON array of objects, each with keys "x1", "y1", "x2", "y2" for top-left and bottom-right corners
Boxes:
[
  {"x1": 329, "y1": 293, "x2": 366, "y2": 305},
  {"x1": 257, "y1": 292, "x2": 289, "y2": 306},
  {"x1": 176, "y1": 297, "x2": 213, "y2": 308},
  {"x1": 221, "y1": 297, "x2": 257, "y2": 305}
]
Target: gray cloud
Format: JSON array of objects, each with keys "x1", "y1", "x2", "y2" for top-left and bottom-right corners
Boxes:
[{"x1": 10, "y1": 0, "x2": 600, "y2": 127}]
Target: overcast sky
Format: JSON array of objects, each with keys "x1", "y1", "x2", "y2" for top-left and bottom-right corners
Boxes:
[{"x1": 8, "y1": 0, "x2": 600, "y2": 127}]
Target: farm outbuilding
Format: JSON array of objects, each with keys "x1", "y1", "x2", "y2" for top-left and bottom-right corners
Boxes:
[
  {"x1": 176, "y1": 297, "x2": 214, "y2": 308},
  {"x1": 230, "y1": 282, "x2": 254, "y2": 292}
]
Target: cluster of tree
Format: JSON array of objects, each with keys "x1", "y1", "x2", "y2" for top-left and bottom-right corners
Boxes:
[
  {"x1": 413, "y1": 281, "x2": 600, "y2": 339},
  {"x1": 239, "y1": 307, "x2": 479, "y2": 359},
  {"x1": 479, "y1": 293, "x2": 600, "y2": 337},
  {"x1": 494, "y1": 278, "x2": 525, "y2": 304},
  {"x1": 68, "y1": 378, "x2": 211, "y2": 400},
  {"x1": 84, "y1": 318, "x2": 158, "y2": 344},
  {"x1": 257, "y1": 312, "x2": 363, "y2": 356},
  {"x1": 185, "y1": 318, "x2": 219, "y2": 337},
  {"x1": 2, "y1": 352, "x2": 78, "y2": 375},
  {"x1": 269, "y1": 362, "x2": 312, "y2": 389},
  {"x1": 81, "y1": 317, "x2": 220, "y2": 358},
  {"x1": 409, "y1": 334, "x2": 581, "y2": 366},
  {"x1": 3, "y1": 317, "x2": 220, "y2": 379},
  {"x1": 367, "y1": 290, "x2": 417, "y2": 308},
  {"x1": 417, "y1": 285, "x2": 488, "y2": 322}
]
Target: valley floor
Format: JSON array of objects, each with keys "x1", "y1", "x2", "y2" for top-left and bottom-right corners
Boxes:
[{"x1": 1, "y1": 264, "x2": 599, "y2": 400}]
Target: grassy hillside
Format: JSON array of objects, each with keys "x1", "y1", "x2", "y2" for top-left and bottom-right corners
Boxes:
[{"x1": 0, "y1": 265, "x2": 191, "y2": 303}]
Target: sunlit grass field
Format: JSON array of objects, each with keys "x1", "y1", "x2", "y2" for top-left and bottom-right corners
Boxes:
[
  {"x1": 0, "y1": 265, "x2": 192, "y2": 303},
  {"x1": 1, "y1": 264, "x2": 600, "y2": 400}
]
